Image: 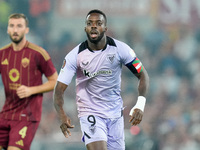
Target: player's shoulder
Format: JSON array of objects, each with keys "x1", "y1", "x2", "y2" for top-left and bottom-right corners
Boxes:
[
  {"x1": 64, "y1": 42, "x2": 84, "y2": 60},
  {"x1": 63, "y1": 44, "x2": 80, "y2": 62},
  {"x1": 109, "y1": 37, "x2": 136, "y2": 57},
  {"x1": 110, "y1": 37, "x2": 129, "y2": 48},
  {"x1": 27, "y1": 41, "x2": 50, "y2": 60},
  {"x1": 77, "y1": 41, "x2": 88, "y2": 54},
  {"x1": 0, "y1": 43, "x2": 12, "y2": 51}
]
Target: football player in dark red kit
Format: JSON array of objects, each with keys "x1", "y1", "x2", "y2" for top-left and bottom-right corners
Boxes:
[{"x1": 0, "y1": 13, "x2": 58, "y2": 150}]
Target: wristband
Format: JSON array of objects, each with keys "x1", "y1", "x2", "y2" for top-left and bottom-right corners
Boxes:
[{"x1": 129, "y1": 96, "x2": 146, "y2": 116}]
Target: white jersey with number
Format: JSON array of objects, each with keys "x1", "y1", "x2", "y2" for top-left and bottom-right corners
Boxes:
[{"x1": 58, "y1": 36, "x2": 136, "y2": 118}]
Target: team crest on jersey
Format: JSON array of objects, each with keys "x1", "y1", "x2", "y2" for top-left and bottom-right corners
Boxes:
[
  {"x1": 107, "y1": 54, "x2": 115, "y2": 63},
  {"x1": 21, "y1": 57, "x2": 30, "y2": 68}
]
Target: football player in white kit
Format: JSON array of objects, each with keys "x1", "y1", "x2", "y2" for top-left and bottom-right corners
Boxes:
[{"x1": 54, "y1": 9, "x2": 149, "y2": 150}]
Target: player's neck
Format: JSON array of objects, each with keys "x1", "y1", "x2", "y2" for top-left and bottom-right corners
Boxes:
[
  {"x1": 12, "y1": 38, "x2": 27, "y2": 51},
  {"x1": 88, "y1": 36, "x2": 107, "y2": 51}
]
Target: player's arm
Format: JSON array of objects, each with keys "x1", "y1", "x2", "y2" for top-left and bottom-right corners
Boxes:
[
  {"x1": 134, "y1": 67, "x2": 149, "y2": 97},
  {"x1": 126, "y1": 57, "x2": 149, "y2": 126},
  {"x1": 53, "y1": 81, "x2": 74, "y2": 138},
  {"x1": 16, "y1": 72, "x2": 58, "y2": 98}
]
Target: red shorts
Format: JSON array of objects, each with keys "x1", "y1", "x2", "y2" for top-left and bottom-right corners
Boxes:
[{"x1": 0, "y1": 119, "x2": 39, "y2": 150}]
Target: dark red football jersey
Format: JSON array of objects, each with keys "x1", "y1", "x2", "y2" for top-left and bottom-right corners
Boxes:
[{"x1": 0, "y1": 41, "x2": 56, "y2": 121}]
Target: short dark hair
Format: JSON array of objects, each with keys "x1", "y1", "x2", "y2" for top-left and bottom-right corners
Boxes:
[
  {"x1": 9, "y1": 13, "x2": 29, "y2": 27},
  {"x1": 86, "y1": 9, "x2": 107, "y2": 25}
]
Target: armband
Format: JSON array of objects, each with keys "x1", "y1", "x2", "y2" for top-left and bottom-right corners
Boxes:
[
  {"x1": 129, "y1": 96, "x2": 146, "y2": 116},
  {"x1": 126, "y1": 57, "x2": 144, "y2": 74}
]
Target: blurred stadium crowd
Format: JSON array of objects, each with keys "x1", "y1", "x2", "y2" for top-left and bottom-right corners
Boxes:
[{"x1": 1, "y1": 0, "x2": 200, "y2": 149}]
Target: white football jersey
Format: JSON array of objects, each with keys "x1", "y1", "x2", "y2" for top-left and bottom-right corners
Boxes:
[{"x1": 58, "y1": 36, "x2": 136, "y2": 118}]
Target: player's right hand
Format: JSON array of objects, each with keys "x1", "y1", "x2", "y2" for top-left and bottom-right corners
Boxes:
[
  {"x1": 17, "y1": 85, "x2": 32, "y2": 98},
  {"x1": 60, "y1": 117, "x2": 75, "y2": 138},
  {"x1": 129, "y1": 108, "x2": 143, "y2": 126}
]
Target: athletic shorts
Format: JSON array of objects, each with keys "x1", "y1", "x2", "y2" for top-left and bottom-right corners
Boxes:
[
  {"x1": 0, "y1": 119, "x2": 39, "y2": 150},
  {"x1": 80, "y1": 115, "x2": 125, "y2": 150}
]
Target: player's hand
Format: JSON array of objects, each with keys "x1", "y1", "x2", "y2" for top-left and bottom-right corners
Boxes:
[
  {"x1": 129, "y1": 108, "x2": 143, "y2": 126},
  {"x1": 16, "y1": 85, "x2": 32, "y2": 98},
  {"x1": 60, "y1": 116, "x2": 75, "y2": 138}
]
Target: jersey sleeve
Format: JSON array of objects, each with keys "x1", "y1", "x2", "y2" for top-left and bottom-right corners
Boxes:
[
  {"x1": 57, "y1": 48, "x2": 78, "y2": 85},
  {"x1": 36, "y1": 49, "x2": 57, "y2": 77},
  {"x1": 117, "y1": 40, "x2": 144, "y2": 74},
  {"x1": 117, "y1": 41, "x2": 136, "y2": 65}
]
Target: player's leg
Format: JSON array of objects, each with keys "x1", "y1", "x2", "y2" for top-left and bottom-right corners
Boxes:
[
  {"x1": 107, "y1": 116, "x2": 125, "y2": 150},
  {"x1": 0, "y1": 119, "x2": 10, "y2": 150},
  {"x1": 80, "y1": 115, "x2": 108, "y2": 150},
  {"x1": 8, "y1": 120, "x2": 39, "y2": 150},
  {"x1": 86, "y1": 141, "x2": 107, "y2": 150},
  {"x1": 7, "y1": 146, "x2": 21, "y2": 150}
]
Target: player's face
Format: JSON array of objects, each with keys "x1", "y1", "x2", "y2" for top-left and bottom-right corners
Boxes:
[
  {"x1": 7, "y1": 18, "x2": 29, "y2": 44},
  {"x1": 85, "y1": 13, "x2": 107, "y2": 44}
]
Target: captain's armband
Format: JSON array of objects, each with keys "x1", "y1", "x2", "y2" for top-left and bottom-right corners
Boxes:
[{"x1": 126, "y1": 57, "x2": 144, "y2": 74}]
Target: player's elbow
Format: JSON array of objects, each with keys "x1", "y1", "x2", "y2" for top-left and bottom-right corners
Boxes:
[{"x1": 48, "y1": 72, "x2": 58, "y2": 90}]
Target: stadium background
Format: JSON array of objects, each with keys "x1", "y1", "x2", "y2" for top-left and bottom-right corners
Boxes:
[{"x1": 0, "y1": 0, "x2": 200, "y2": 149}]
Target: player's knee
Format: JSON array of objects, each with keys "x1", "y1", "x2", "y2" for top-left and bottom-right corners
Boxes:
[{"x1": 86, "y1": 141, "x2": 107, "y2": 150}]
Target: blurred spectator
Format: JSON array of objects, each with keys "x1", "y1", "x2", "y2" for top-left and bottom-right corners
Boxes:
[
  {"x1": 0, "y1": 0, "x2": 11, "y2": 25},
  {"x1": 29, "y1": 0, "x2": 51, "y2": 17}
]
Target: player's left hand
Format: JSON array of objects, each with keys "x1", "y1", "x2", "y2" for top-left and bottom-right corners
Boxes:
[
  {"x1": 129, "y1": 108, "x2": 143, "y2": 126},
  {"x1": 16, "y1": 85, "x2": 32, "y2": 98}
]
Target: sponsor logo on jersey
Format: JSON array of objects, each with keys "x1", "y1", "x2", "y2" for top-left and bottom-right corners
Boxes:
[
  {"x1": 83, "y1": 69, "x2": 112, "y2": 78},
  {"x1": 9, "y1": 83, "x2": 21, "y2": 90},
  {"x1": 9, "y1": 68, "x2": 20, "y2": 82}
]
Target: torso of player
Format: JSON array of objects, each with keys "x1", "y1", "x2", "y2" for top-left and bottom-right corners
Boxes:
[
  {"x1": 0, "y1": 43, "x2": 43, "y2": 95},
  {"x1": 76, "y1": 44, "x2": 122, "y2": 100},
  {"x1": 76, "y1": 38, "x2": 126, "y2": 118},
  {"x1": 59, "y1": 37, "x2": 136, "y2": 118},
  {"x1": 0, "y1": 41, "x2": 52, "y2": 121}
]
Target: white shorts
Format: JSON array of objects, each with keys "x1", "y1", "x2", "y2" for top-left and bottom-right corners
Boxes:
[{"x1": 80, "y1": 115, "x2": 125, "y2": 150}]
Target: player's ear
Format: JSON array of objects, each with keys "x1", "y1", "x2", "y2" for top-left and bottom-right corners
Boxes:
[
  {"x1": 105, "y1": 26, "x2": 107, "y2": 32},
  {"x1": 25, "y1": 27, "x2": 29, "y2": 34}
]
